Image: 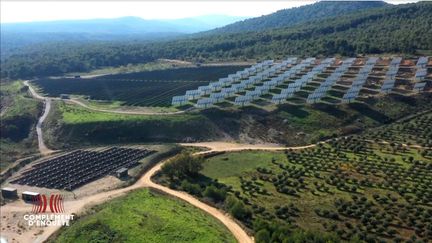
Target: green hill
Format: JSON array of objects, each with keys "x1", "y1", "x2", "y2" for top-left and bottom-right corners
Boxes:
[
  {"x1": 204, "y1": 1, "x2": 388, "y2": 34},
  {"x1": 2, "y1": 2, "x2": 431, "y2": 79},
  {"x1": 43, "y1": 93, "x2": 432, "y2": 149}
]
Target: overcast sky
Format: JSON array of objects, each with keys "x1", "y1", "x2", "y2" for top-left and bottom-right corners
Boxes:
[{"x1": 1, "y1": 0, "x2": 419, "y2": 24}]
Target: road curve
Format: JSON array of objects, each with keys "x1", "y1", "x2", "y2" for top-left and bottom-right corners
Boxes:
[
  {"x1": 24, "y1": 81, "x2": 55, "y2": 155},
  {"x1": 4, "y1": 142, "x2": 301, "y2": 242},
  {"x1": 142, "y1": 161, "x2": 254, "y2": 243},
  {"x1": 36, "y1": 98, "x2": 55, "y2": 155},
  {"x1": 24, "y1": 80, "x2": 187, "y2": 116}
]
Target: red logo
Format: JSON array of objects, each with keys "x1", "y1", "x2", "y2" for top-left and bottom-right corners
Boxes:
[{"x1": 31, "y1": 194, "x2": 65, "y2": 213}]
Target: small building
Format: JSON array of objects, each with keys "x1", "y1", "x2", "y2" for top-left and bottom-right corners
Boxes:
[
  {"x1": 22, "y1": 191, "x2": 40, "y2": 202},
  {"x1": 116, "y1": 168, "x2": 128, "y2": 178},
  {"x1": 1, "y1": 187, "x2": 18, "y2": 199},
  {"x1": 60, "y1": 94, "x2": 70, "y2": 99}
]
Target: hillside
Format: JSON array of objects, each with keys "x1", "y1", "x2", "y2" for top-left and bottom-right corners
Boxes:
[
  {"x1": 42, "y1": 93, "x2": 432, "y2": 149},
  {"x1": 50, "y1": 189, "x2": 236, "y2": 243},
  {"x1": 2, "y1": 2, "x2": 431, "y2": 79},
  {"x1": 0, "y1": 81, "x2": 43, "y2": 170},
  {"x1": 204, "y1": 1, "x2": 388, "y2": 34}
]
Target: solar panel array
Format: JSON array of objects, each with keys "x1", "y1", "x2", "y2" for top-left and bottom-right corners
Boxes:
[
  {"x1": 271, "y1": 58, "x2": 339, "y2": 104},
  {"x1": 233, "y1": 58, "x2": 299, "y2": 106},
  {"x1": 306, "y1": 58, "x2": 356, "y2": 104},
  {"x1": 380, "y1": 57, "x2": 402, "y2": 93},
  {"x1": 172, "y1": 56, "x2": 429, "y2": 108},
  {"x1": 173, "y1": 60, "x2": 274, "y2": 107},
  {"x1": 413, "y1": 56, "x2": 429, "y2": 92},
  {"x1": 341, "y1": 57, "x2": 378, "y2": 103}
]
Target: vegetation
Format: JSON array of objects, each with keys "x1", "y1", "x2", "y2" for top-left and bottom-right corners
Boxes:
[
  {"x1": 0, "y1": 81, "x2": 42, "y2": 170},
  {"x1": 205, "y1": 1, "x2": 388, "y2": 34},
  {"x1": 2, "y1": 2, "x2": 431, "y2": 79},
  {"x1": 32, "y1": 66, "x2": 246, "y2": 106},
  {"x1": 42, "y1": 101, "x2": 222, "y2": 149},
  {"x1": 363, "y1": 112, "x2": 432, "y2": 147},
  {"x1": 43, "y1": 93, "x2": 432, "y2": 149},
  {"x1": 51, "y1": 189, "x2": 236, "y2": 243},
  {"x1": 158, "y1": 113, "x2": 432, "y2": 242},
  {"x1": 162, "y1": 152, "x2": 204, "y2": 179}
]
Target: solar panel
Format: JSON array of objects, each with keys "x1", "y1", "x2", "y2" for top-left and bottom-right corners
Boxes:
[
  {"x1": 171, "y1": 95, "x2": 188, "y2": 105},
  {"x1": 417, "y1": 56, "x2": 428, "y2": 68},
  {"x1": 413, "y1": 82, "x2": 426, "y2": 92},
  {"x1": 195, "y1": 98, "x2": 215, "y2": 108},
  {"x1": 234, "y1": 95, "x2": 253, "y2": 106}
]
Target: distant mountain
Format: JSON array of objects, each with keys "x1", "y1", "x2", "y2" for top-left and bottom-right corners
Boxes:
[
  {"x1": 2, "y1": 2, "x2": 431, "y2": 79},
  {"x1": 1, "y1": 15, "x2": 249, "y2": 35},
  {"x1": 204, "y1": 1, "x2": 388, "y2": 34},
  {"x1": 0, "y1": 15, "x2": 248, "y2": 60}
]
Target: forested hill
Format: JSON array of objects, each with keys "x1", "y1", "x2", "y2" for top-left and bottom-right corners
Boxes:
[
  {"x1": 2, "y1": 2, "x2": 432, "y2": 79},
  {"x1": 203, "y1": 1, "x2": 388, "y2": 35}
]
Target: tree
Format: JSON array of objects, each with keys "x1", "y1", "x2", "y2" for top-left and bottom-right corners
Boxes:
[
  {"x1": 255, "y1": 229, "x2": 271, "y2": 243},
  {"x1": 225, "y1": 195, "x2": 251, "y2": 220},
  {"x1": 203, "y1": 185, "x2": 227, "y2": 202},
  {"x1": 161, "y1": 152, "x2": 204, "y2": 179}
]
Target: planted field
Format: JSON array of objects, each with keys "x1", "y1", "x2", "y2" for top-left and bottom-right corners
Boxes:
[
  {"x1": 52, "y1": 189, "x2": 236, "y2": 243},
  {"x1": 33, "y1": 66, "x2": 247, "y2": 107},
  {"x1": 200, "y1": 138, "x2": 432, "y2": 242},
  {"x1": 363, "y1": 112, "x2": 432, "y2": 147}
]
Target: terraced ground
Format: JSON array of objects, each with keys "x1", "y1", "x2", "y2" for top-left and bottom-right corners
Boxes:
[
  {"x1": 32, "y1": 66, "x2": 247, "y2": 107},
  {"x1": 50, "y1": 189, "x2": 236, "y2": 243}
]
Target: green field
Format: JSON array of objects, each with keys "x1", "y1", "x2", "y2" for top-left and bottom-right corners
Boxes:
[
  {"x1": 199, "y1": 136, "x2": 432, "y2": 242},
  {"x1": 52, "y1": 189, "x2": 235, "y2": 243}
]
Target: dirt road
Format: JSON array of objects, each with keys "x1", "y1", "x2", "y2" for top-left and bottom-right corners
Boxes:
[
  {"x1": 180, "y1": 141, "x2": 316, "y2": 155},
  {"x1": 1, "y1": 141, "x2": 305, "y2": 243},
  {"x1": 23, "y1": 81, "x2": 55, "y2": 155},
  {"x1": 36, "y1": 98, "x2": 55, "y2": 155}
]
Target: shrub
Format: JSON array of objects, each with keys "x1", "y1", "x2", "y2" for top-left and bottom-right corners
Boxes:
[{"x1": 203, "y1": 185, "x2": 227, "y2": 202}]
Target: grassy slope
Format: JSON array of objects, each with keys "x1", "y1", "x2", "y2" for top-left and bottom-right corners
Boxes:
[
  {"x1": 52, "y1": 189, "x2": 235, "y2": 243},
  {"x1": 201, "y1": 93, "x2": 432, "y2": 144},
  {"x1": 43, "y1": 93, "x2": 432, "y2": 149},
  {"x1": 43, "y1": 101, "x2": 223, "y2": 149},
  {"x1": 0, "y1": 81, "x2": 42, "y2": 170}
]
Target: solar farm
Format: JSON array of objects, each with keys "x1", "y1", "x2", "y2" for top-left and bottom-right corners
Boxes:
[
  {"x1": 10, "y1": 147, "x2": 154, "y2": 191},
  {"x1": 172, "y1": 56, "x2": 431, "y2": 108},
  {"x1": 32, "y1": 66, "x2": 246, "y2": 107}
]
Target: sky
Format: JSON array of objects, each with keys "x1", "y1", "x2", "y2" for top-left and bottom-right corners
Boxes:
[{"x1": 0, "y1": 0, "x2": 419, "y2": 24}]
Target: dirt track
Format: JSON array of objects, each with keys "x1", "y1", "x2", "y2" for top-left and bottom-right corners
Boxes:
[
  {"x1": 35, "y1": 99, "x2": 55, "y2": 155},
  {"x1": 24, "y1": 81, "x2": 55, "y2": 155},
  {"x1": 1, "y1": 141, "x2": 307, "y2": 243},
  {"x1": 180, "y1": 141, "x2": 316, "y2": 155}
]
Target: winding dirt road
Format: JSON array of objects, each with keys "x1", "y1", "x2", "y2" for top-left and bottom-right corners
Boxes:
[
  {"x1": 2, "y1": 142, "x2": 302, "y2": 243},
  {"x1": 23, "y1": 81, "x2": 55, "y2": 155},
  {"x1": 35, "y1": 98, "x2": 55, "y2": 155},
  {"x1": 180, "y1": 141, "x2": 317, "y2": 155}
]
